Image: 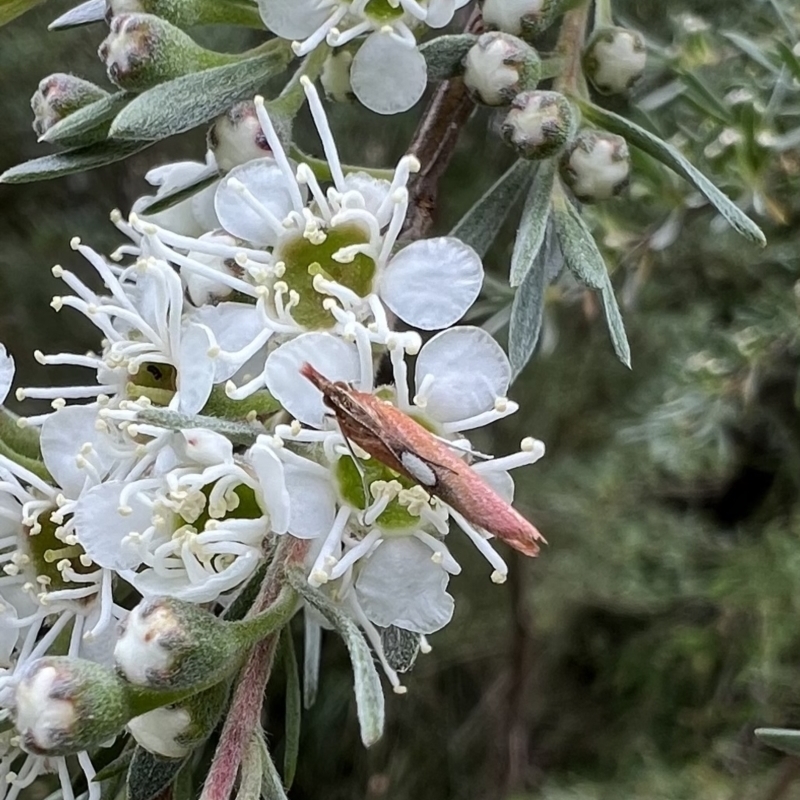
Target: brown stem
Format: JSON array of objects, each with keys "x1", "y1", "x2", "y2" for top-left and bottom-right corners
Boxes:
[
  {"x1": 402, "y1": 8, "x2": 483, "y2": 241},
  {"x1": 553, "y1": 2, "x2": 590, "y2": 96},
  {"x1": 762, "y1": 759, "x2": 800, "y2": 800}
]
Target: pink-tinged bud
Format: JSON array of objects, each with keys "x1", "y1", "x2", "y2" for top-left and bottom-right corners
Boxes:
[
  {"x1": 31, "y1": 74, "x2": 108, "y2": 138},
  {"x1": 482, "y1": 0, "x2": 561, "y2": 40},
  {"x1": 207, "y1": 101, "x2": 272, "y2": 173},
  {"x1": 502, "y1": 90, "x2": 577, "y2": 160},
  {"x1": 560, "y1": 129, "x2": 631, "y2": 202},
  {"x1": 583, "y1": 27, "x2": 647, "y2": 95},
  {"x1": 463, "y1": 32, "x2": 541, "y2": 106},
  {"x1": 12, "y1": 657, "x2": 130, "y2": 756}
]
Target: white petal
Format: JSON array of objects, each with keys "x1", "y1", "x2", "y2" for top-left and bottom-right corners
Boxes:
[
  {"x1": 0, "y1": 345, "x2": 14, "y2": 406},
  {"x1": 40, "y1": 405, "x2": 111, "y2": 497},
  {"x1": 355, "y1": 537, "x2": 454, "y2": 633},
  {"x1": 249, "y1": 442, "x2": 290, "y2": 534},
  {"x1": 73, "y1": 482, "x2": 149, "y2": 570},
  {"x1": 190, "y1": 180, "x2": 221, "y2": 231},
  {"x1": 481, "y1": 469, "x2": 514, "y2": 502},
  {"x1": 178, "y1": 429, "x2": 233, "y2": 466},
  {"x1": 381, "y1": 237, "x2": 483, "y2": 330},
  {"x1": 257, "y1": 0, "x2": 333, "y2": 39},
  {"x1": 284, "y1": 463, "x2": 337, "y2": 539},
  {"x1": 415, "y1": 326, "x2": 510, "y2": 423},
  {"x1": 214, "y1": 158, "x2": 297, "y2": 246},
  {"x1": 264, "y1": 333, "x2": 360, "y2": 428},
  {"x1": 425, "y1": 0, "x2": 458, "y2": 27},
  {"x1": 177, "y1": 323, "x2": 215, "y2": 415},
  {"x1": 351, "y1": 32, "x2": 428, "y2": 115},
  {"x1": 341, "y1": 172, "x2": 392, "y2": 227},
  {"x1": 0, "y1": 597, "x2": 19, "y2": 666}
]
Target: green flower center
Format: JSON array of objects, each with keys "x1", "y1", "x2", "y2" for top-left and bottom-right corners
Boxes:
[
  {"x1": 336, "y1": 456, "x2": 422, "y2": 530},
  {"x1": 363, "y1": 0, "x2": 405, "y2": 22},
  {"x1": 279, "y1": 223, "x2": 376, "y2": 329},
  {"x1": 184, "y1": 483, "x2": 263, "y2": 532}
]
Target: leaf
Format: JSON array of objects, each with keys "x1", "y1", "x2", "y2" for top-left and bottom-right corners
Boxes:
[
  {"x1": 509, "y1": 159, "x2": 556, "y2": 286},
  {"x1": 552, "y1": 182, "x2": 631, "y2": 367},
  {"x1": 509, "y1": 240, "x2": 550, "y2": 380},
  {"x1": 236, "y1": 733, "x2": 264, "y2": 800},
  {"x1": 280, "y1": 631, "x2": 301, "y2": 790},
  {"x1": 303, "y1": 613, "x2": 321, "y2": 710},
  {"x1": 419, "y1": 34, "x2": 478, "y2": 81},
  {"x1": 136, "y1": 407, "x2": 264, "y2": 447},
  {"x1": 41, "y1": 93, "x2": 131, "y2": 147},
  {"x1": 127, "y1": 747, "x2": 187, "y2": 800},
  {"x1": 0, "y1": 140, "x2": 152, "y2": 184},
  {"x1": 0, "y1": 0, "x2": 45, "y2": 27},
  {"x1": 722, "y1": 31, "x2": 781, "y2": 74},
  {"x1": 450, "y1": 159, "x2": 534, "y2": 261},
  {"x1": 677, "y1": 71, "x2": 732, "y2": 125},
  {"x1": 257, "y1": 734, "x2": 290, "y2": 800},
  {"x1": 109, "y1": 44, "x2": 293, "y2": 141},
  {"x1": 755, "y1": 727, "x2": 800, "y2": 757},
  {"x1": 138, "y1": 172, "x2": 219, "y2": 215},
  {"x1": 381, "y1": 626, "x2": 420, "y2": 674},
  {"x1": 775, "y1": 40, "x2": 800, "y2": 84},
  {"x1": 48, "y1": 0, "x2": 105, "y2": 29},
  {"x1": 287, "y1": 568, "x2": 385, "y2": 747},
  {"x1": 93, "y1": 747, "x2": 135, "y2": 783},
  {"x1": 579, "y1": 100, "x2": 767, "y2": 247}
]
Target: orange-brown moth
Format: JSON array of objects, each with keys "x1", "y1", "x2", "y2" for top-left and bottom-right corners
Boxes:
[{"x1": 300, "y1": 363, "x2": 545, "y2": 557}]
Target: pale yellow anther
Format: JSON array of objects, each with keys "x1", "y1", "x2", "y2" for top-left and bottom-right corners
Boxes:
[
  {"x1": 70, "y1": 236, "x2": 81, "y2": 250},
  {"x1": 51, "y1": 264, "x2": 64, "y2": 278},
  {"x1": 491, "y1": 570, "x2": 507, "y2": 585},
  {"x1": 51, "y1": 297, "x2": 64, "y2": 311},
  {"x1": 494, "y1": 397, "x2": 509, "y2": 413}
]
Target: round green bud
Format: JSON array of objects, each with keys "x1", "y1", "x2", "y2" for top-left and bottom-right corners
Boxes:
[
  {"x1": 583, "y1": 26, "x2": 647, "y2": 95},
  {"x1": 482, "y1": 0, "x2": 561, "y2": 41},
  {"x1": 30, "y1": 74, "x2": 108, "y2": 138},
  {"x1": 463, "y1": 32, "x2": 540, "y2": 106},
  {"x1": 502, "y1": 90, "x2": 577, "y2": 160},
  {"x1": 559, "y1": 129, "x2": 630, "y2": 202}
]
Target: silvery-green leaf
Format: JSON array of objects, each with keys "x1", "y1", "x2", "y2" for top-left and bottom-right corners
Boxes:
[
  {"x1": 678, "y1": 71, "x2": 732, "y2": 124},
  {"x1": 601, "y1": 276, "x2": 631, "y2": 368},
  {"x1": 0, "y1": 0, "x2": 45, "y2": 27},
  {"x1": 775, "y1": 40, "x2": 800, "y2": 83},
  {"x1": 41, "y1": 93, "x2": 131, "y2": 147},
  {"x1": 509, "y1": 243, "x2": 549, "y2": 381},
  {"x1": 0, "y1": 140, "x2": 151, "y2": 184},
  {"x1": 127, "y1": 747, "x2": 187, "y2": 800},
  {"x1": 237, "y1": 734, "x2": 264, "y2": 800},
  {"x1": 420, "y1": 34, "x2": 478, "y2": 81},
  {"x1": 48, "y1": 0, "x2": 105, "y2": 29},
  {"x1": 303, "y1": 612, "x2": 321, "y2": 710},
  {"x1": 381, "y1": 626, "x2": 420, "y2": 674},
  {"x1": 109, "y1": 44, "x2": 293, "y2": 142},
  {"x1": 509, "y1": 159, "x2": 556, "y2": 286},
  {"x1": 139, "y1": 172, "x2": 219, "y2": 215},
  {"x1": 136, "y1": 407, "x2": 265, "y2": 447},
  {"x1": 93, "y1": 747, "x2": 134, "y2": 783},
  {"x1": 722, "y1": 31, "x2": 781, "y2": 74},
  {"x1": 288, "y1": 569, "x2": 384, "y2": 747},
  {"x1": 450, "y1": 159, "x2": 534, "y2": 261},
  {"x1": 257, "y1": 734, "x2": 289, "y2": 800},
  {"x1": 755, "y1": 727, "x2": 800, "y2": 757},
  {"x1": 281, "y1": 631, "x2": 301, "y2": 789},
  {"x1": 579, "y1": 100, "x2": 766, "y2": 246}
]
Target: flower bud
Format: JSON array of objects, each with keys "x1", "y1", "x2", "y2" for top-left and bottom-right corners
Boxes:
[
  {"x1": 114, "y1": 597, "x2": 241, "y2": 691},
  {"x1": 30, "y1": 74, "x2": 109, "y2": 139},
  {"x1": 207, "y1": 101, "x2": 272, "y2": 174},
  {"x1": 502, "y1": 90, "x2": 576, "y2": 160},
  {"x1": 321, "y1": 50, "x2": 355, "y2": 104},
  {"x1": 583, "y1": 27, "x2": 647, "y2": 95},
  {"x1": 127, "y1": 680, "x2": 228, "y2": 758},
  {"x1": 463, "y1": 32, "x2": 540, "y2": 106},
  {"x1": 98, "y1": 13, "x2": 236, "y2": 92},
  {"x1": 482, "y1": 0, "x2": 560, "y2": 40},
  {"x1": 12, "y1": 657, "x2": 131, "y2": 756},
  {"x1": 559, "y1": 129, "x2": 630, "y2": 202}
]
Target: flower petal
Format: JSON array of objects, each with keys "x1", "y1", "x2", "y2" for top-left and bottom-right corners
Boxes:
[
  {"x1": 177, "y1": 323, "x2": 215, "y2": 415},
  {"x1": 0, "y1": 345, "x2": 14, "y2": 406},
  {"x1": 381, "y1": 237, "x2": 483, "y2": 330},
  {"x1": 351, "y1": 32, "x2": 427, "y2": 115},
  {"x1": 425, "y1": 0, "x2": 459, "y2": 27},
  {"x1": 257, "y1": 0, "x2": 333, "y2": 39},
  {"x1": 214, "y1": 158, "x2": 297, "y2": 247},
  {"x1": 264, "y1": 333, "x2": 360, "y2": 428},
  {"x1": 415, "y1": 326, "x2": 510, "y2": 423},
  {"x1": 355, "y1": 537, "x2": 454, "y2": 633},
  {"x1": 249, "y1": 441, "x2": 290, "y2": 534},
  {"x1": 341, "y1": 172, "x2": 392, "y2": 226},
  {"x1": 73, "y1": 481, "x2": 149, "y2": 570},
  {"x1": 284, "y1": 463, "x2": 337, "y2": 539}
]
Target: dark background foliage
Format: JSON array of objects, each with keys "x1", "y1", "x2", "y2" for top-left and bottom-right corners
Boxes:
[{"x1": 2, "y1": 0, "x2": 800, "y2": 798}]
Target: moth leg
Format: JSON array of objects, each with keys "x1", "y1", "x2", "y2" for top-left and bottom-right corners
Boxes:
[{"x1": 429, "y1": 433, "x2": 494, "y2": 462}]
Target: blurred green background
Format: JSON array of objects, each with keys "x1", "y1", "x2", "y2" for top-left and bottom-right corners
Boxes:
[{"x1": 3, "y1": 1, "x2": 800, "y2": 798}]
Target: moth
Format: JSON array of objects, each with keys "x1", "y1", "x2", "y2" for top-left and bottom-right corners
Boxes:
[{"x1": 300, "y1": 363, "x2": 545, "y2": 557}]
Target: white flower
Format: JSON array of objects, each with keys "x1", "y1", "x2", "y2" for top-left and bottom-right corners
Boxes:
[
  {"x1": 584, "y1": 27, "x2": 647, "y2": 95},
  {"x1": 561, "y1": 129, "x2": 630, "y2": 202},
  {"x1": 258, "y1": 0, "x2": 470, "y2": 113},
  {"x1": 72, "y1": 428, "x2": 289, "y2": 603}
]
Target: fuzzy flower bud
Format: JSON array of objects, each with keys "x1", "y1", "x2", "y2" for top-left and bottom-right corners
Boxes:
[
  {"x1": 98, "y1": 13, "x2": 236, "y2": 92},
  {"x1": 321, "y1": 50, "x2": 355, "y2": 104},
  {"x1": 12, "y1": 657, "x2": 131, "y2": 756},
  {"x1": 463, "y1": 32, "x2": 541, "y2": 106},
  {"x1": 583, "y1": 27, "x2": 647, "y2": 95},
  {"x1": 207, "y1": 101, "x2": 272, "y2": 173},
  {"x1": 482, "y1": 0, "x2": 560, "y2": 40},
  {"x1": 30, "y1": 74, "x2": 108, "y2": 138},
  {"x1": 114, "y1": 597, "x2": 241, "y2": 691},
  {"x1": 560, "y1": 129, "x2": 630, "y2": 202},
  {"x1": 127, "y1": 680, "x2": 228, "y2": 758},
  {"x1": 502, "y1": 90, "x2": 576, "y2": 160}
]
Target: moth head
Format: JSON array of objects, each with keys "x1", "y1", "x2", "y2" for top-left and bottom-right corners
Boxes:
[{"x1": 299, "y1": 362, "x2": 358, "y2": 414}]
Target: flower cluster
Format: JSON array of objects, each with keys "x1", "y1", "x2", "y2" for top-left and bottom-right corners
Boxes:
[{"x1": 0, "y1": 79, "x2": 544, "y2": 800}]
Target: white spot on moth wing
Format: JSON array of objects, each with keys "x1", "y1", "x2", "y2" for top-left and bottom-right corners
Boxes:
[{"x1": 401, "y1": 451, "x2": 437, "y2": 487}]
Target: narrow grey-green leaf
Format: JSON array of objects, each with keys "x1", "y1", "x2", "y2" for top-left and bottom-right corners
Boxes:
[
  {"x1": 136, "y1": 407, "x2": 264, "y2": 447},
  {"x1": 579, "y1": 100, "x2": 766, "y2": 246},
  {"x1": 93, "y1": 747, "x2": 134, "y2": 783},
  {"x1": 509, "y1": 159, "x2": 556, "y2": 286},
  {"x1": 0, "y1": 140, "x2": 151, "y2": 184},
  {"x1": 127, "y1": 747, "x2": 187, "y2": 800},
  {"x1": 722, "y1": 31, "x2": 781, "y2": 74},
  {"x1": 755, "y1": 727, "x2": 800, "y2": 757},
  {"x1": 172, "y1": 762, "x2": 194, "y2": 800},
  {"x1": 775, "y1": 40, "x2": 800, "y2": 83},
  {"x1": 450, "y1": 159, "x2": 534, "y2": 261},
  {"x1": 42, "y1": 93, "x2": 131, "y2": 147},
  {"x1": 257, "y1": 733, "x2": 290, "y2": 800},
  {"x1": 600, "y1": 276, "x2": 631, "y2": 368},
  {"x1": 0, "y1": 0, "x2": 44, "y2": 27},
  {"x1": 419, "y1": 34, "x2": 478, "y2": 81},
  {"x1": 48, "y1": 0, "x2": 105, "y2": 29},
  {"x1": 287, "y1": 568, "x2": 384, "y2": 747},
  {"x1": 381, "y1": 626, "x2": 420, "y2": 674},
  {"x1": 303, "y1": 612, "x2": 321, "y2": 710},
  {"x1": 236, "y1": 733, "x2": 264, "y2": 800},
  {"x1": 509, "y1": 241, "x2": 549, "y2": 380},
  {"x1": 109, "y1": 43, "x2": 293, "y2": 141},
  {"x1": 281, "y1": 630, "x2": 301, "y2": 789},
  {"x1": 139, "y1": 171, "x2": 219, "y2": 215}
]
